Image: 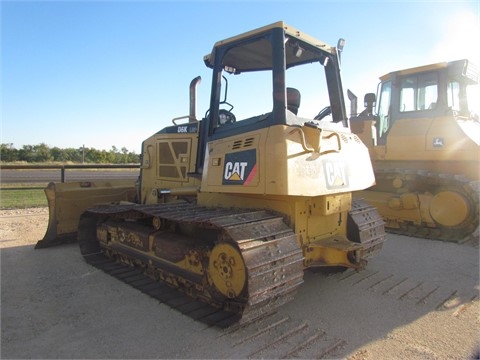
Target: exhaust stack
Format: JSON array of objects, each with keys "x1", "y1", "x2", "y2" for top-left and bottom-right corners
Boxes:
[{"x1": 189, "y1": 76, "x2": 202, "y2": 122}]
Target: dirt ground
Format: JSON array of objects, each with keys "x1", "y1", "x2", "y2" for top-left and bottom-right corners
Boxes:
[{"x1": 1, "y1": 207, "x2": 479, "y2": 359}]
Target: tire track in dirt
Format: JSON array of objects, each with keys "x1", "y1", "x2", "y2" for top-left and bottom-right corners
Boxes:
[
  {"x1": 337, "y1": 267, "x2": 478, "y2": 317},
  {"x1": 216, "y1": 312, "x2": 349, "y2": 359}
]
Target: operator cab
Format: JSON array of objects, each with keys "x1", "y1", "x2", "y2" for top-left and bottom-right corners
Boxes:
[
  {"x1": 350, "y1": 59, "x2": 479, "y2": 147},
  {"x1": 202, "y1": 21, "x2": 348, "y2": 141},
  {"x1": 375, "y1": 59, "x2": 479, "y2": 144}
]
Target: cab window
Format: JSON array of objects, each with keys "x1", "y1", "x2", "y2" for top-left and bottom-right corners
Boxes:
[
  {"x1": 377, "y1": 80, "x2": 391, "y2": 139},
  {"x1": 399, "y1": 72, "x2": 438, "y2": 112}
]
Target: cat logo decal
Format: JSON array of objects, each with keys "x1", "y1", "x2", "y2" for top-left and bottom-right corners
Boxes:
[
  {"x1": 324, "y1": 160, "x2": 349, "y2": 189},
  {"x1": 223, "y1": 149, "x2": 257, "y2": 185}
]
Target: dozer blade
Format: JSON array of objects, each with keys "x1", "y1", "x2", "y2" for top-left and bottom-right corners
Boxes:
[{"x1": 35, "y1": 180, "x2": 137, "y2": 249}]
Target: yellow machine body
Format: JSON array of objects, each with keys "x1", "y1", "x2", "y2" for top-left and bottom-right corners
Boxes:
[
  {"x1": 138, "y1": 118, "x2": 379, "y2": 270},
  {"x1": 38, "y1": 22, "x2": 385, "y2": 325},
  {"x1": 350, "y1": 60, "x2": 479, "y2": 242}
]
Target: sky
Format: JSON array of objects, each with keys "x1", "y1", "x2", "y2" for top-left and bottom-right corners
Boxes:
[{"x1": 2, "y1": 0, "x2": 479, "y2": 154}]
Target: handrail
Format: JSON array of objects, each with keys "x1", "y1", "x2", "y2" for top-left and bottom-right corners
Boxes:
[
  {"x1": 288, "y1": 127, "x2": 316, "y2": 153},
  {"x1": 172, "y1": 115, "x2": 198, "y2": 125},
  {"x1": 288, "y1": 127, "x2": 342, "y2": 155}
]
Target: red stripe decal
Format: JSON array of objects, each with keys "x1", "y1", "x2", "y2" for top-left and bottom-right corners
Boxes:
[{"x1": 243, "y1": 164, "x2": 257, "y2": 185}]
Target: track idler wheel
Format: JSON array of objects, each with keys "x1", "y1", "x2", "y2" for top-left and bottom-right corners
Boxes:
[
  {"x1": 429, "y1": 190, "x2": 470, "y2": 228},
  {"x1": 209, "y1": 243, "x2": 247, "y2": 299}
]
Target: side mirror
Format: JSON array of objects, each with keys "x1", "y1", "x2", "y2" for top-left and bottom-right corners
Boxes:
[{"x1": 336, "y1": 38, "x2": 345, "y2": 65}]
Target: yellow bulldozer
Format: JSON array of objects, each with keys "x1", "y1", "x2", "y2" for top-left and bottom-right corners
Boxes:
[
  {"x1": 36, "y1": 21, "x2": 385, "y2": 326},
  {"x1": 349, "y1": 59, "x2": 479, "y2": 243}
]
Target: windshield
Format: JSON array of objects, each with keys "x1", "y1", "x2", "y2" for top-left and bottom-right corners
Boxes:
[
  {"x1": 399, "y1": 72, "x2": 438, "y2": 112},
  {"x1": 220, "y1": 61, "x2": 331, "y2": 122}
]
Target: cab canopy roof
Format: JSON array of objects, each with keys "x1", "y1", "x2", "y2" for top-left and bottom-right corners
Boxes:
[
  {"x1": 203, "y1": 21, "x2": 337, "y2": 73},
  {"x1": 379, "y1": 59, "x2": 479, "y2": 85}
]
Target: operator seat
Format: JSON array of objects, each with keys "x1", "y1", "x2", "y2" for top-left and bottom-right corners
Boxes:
[{"x1": 287, "y1": 87, "x2": 301, "y2": 115}]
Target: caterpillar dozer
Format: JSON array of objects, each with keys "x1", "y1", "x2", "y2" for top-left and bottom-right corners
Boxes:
[
  {"x1": 36, "y1": 21, "x2": 385, "y2": 326},
  {"x1": 349, "y1": 59, "x2": 479, "y2": 243}
]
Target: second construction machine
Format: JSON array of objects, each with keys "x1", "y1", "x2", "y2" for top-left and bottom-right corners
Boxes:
[
  {"x1": 350, "y1": 59, "x2": 479, "y2": 243},
  {"x1": 38, "y1": 22, "x2": 385, "y2": 325}
]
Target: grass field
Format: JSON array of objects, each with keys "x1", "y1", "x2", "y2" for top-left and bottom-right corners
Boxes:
[{"x1": 0, "y1": 184, "x2": 48, "y2": 209}]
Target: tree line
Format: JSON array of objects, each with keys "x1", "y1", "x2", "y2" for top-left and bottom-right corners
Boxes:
[{"x1": 0, "y1": 143, "x2": 140, "y2": 164}]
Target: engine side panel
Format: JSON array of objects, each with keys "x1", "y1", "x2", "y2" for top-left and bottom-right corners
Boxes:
[{"x1": 201, "y1": 124, "x2": 375, "y2": 197}]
